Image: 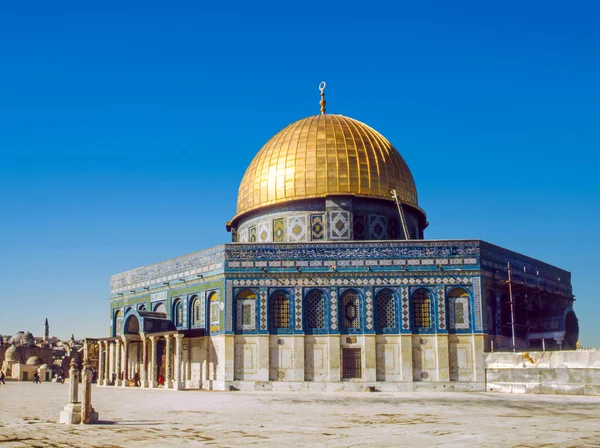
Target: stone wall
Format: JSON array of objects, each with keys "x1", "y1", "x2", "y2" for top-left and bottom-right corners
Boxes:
[{"x1": 485, "y1": 350, "x2": 600, "y2": 396}]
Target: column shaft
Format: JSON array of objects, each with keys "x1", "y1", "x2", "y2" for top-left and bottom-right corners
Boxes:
[
  {"x1": 149, "y1": 337, "x2": 157, "y2": 388},
  {"x1": 165, "y1": 335, "x2": 172, "y2": 389},
  {"x1": 141, "y1": 336, "x2": 148, "y2": 387},
  {"x1": 174, "y1": 335, "x2": 183, "y2": 390},
  {"x1": 97, "y1": 342, "x2": 104, "y2": 385},
  {"x1": 115, "y1": 340, "x2": 122, "y2": 386},
  {"x1": 121, "y1": 340, "x2": 129, "y2": 387}
]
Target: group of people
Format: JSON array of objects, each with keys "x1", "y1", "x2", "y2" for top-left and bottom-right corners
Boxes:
[{"x1": 106, "y1": 370, "x2": 143, "y2": 387}]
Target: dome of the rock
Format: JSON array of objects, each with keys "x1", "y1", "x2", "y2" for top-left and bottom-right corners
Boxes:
[
  {"x1": 228, "y1": 109, "x2": 427, "y2": 243},
  {"x1": 235, "y1": 114, "x2": 419, "y2": 218}
]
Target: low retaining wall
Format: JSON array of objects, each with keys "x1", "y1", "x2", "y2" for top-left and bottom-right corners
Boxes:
[{"x1": 485, "y1": 350, "x2": 600, "y2": 396}]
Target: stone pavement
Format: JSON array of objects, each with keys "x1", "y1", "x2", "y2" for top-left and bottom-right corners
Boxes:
[{"x1": 1, "y1": 381, "x2": 600, "y2": 447}]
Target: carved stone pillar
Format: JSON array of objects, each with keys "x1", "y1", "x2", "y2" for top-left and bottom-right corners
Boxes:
[
  {"x1": 165, "y1": 335, "x2": 172, "y2": 389},
  {"x1": 141, "y1": 335, "x2": 148, "y2": 388},
  {"x1": 121, "y1": 339, "x2": 129, "y2": 387},
  {"x1": 115, "y1": 339, "x2": 122, "y2": 387},
  {"x1": 149, "y1": 336, "x2": 157, "y2": 388},
  {"x1": 174, "y1": 334, "x2": 184, "y2": 390},
  {"x1": 97, "y1": 342, "x2": 104, "y2": 386},
  {"x1": 80, "y1": 358, "x2": 98, "y2": 424}
]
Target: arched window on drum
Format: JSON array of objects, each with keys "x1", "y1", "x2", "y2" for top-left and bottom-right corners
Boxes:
[
  {"x1": 376, "y1": 288, "x2": 397, "y2": 332},
  {"x1": 412, "y1": 288, "x2": 432, "y2": 329},
  {"x1": 304, "y1": 289, "x2": 326, "y2": 334},
  {"x1": 448, "y1": 288, "x2": 470, "y2": 330}
]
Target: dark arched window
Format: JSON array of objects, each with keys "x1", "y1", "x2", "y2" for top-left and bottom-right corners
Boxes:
[
  {"x1": 412, "y1": 288, "x2": 432, "y2": 328},
  {"x1": 341, "y1": 289, "x2": 361, "y2": 332},
  {"x1": 376, "y1": 288, "x2": 396, "y2": 331},
  {"x1": 270, "y1": 290, "x2": 290, "y2": 330},
  {"x1": 173, "y1": 300, "x2": 183, "y2": 327},
  {"x1": 137, "y1": 303, "x2": 146, "y2": 311},
  {"x1": 304, "y1": 289, "x2": 325, "y2": 332}
]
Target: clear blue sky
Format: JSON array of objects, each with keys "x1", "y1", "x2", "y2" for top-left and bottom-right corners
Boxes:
[{"x1": 1, "y1": 1, "x2": 598, "y2": 346}]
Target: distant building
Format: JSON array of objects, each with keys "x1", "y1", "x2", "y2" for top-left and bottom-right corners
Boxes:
[{"x1": 99, "y1": 86, "x2": 578, "y2": 391}]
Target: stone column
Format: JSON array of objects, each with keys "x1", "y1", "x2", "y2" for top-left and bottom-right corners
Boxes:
[
  {"x1": 141, "y1": 335, "x2": 148, "y2": 388},
  {"x1": 149, "y1": 336, "x2": 157, "y2": 389},
  {"x1": 80, "y1": 358, "x2": 99, "y2": 424},
  {"x1": 59, "y1": 358, "x2": 82, "y2": 424},
  {"x1": 69, "y1": 359, "x2": 80, "y2": 403},
  {"x1": 104, "y1": 341, "x2": 110, "y2": 386},
  {"x1": 107, "y1": 342, "x2": 114, "y2": 385},
  {"x1": 121, "y1": 339, "x2": 129, "y2": 387},
  {"x1": 97, "y1": 342, "x2": 104, "y2": 386},
  {"x1": 115, "y1": 339, "x2": 122, "y2": 387},
  {"x1": 165, "y1": 335, "x2": 172, "y2": 389},
  {"x1": 174, "y1": 334, "x2": 184, "y2": 390}
]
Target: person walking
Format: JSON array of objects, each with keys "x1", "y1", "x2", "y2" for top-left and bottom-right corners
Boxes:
[{"x1": 0, "y1": 369, "x2": 6, "y2": 385}]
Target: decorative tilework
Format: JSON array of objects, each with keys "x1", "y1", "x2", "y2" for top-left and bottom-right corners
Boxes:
[
  {"x1": 401, "y1": 287, "x2": 410, "y2": 330},
  {"x1": 310, "y1": 214, "x2": 325, "y2": 240},
  {"x1": 437, "y1": 288, "x2": 446, "y2": 330},
  {"x1": 353, "y1": 215, "x2": 366, "y2": 240},
  {"x1": 328, "y1": 211, "x2": 351, "y2": 240},
  {"x1": 233, "y1": 277, "x2": 472, "y2": 288},
  {"x1": 330, "y1": 288, "x2": 338, "y2": 330},
  {"x1": 259, "y1": 290, "x2": 267, "y2": 330},
  {"x1": 257, "y1": 221, "x2": 271, "y2": 243},
  {"x1": 473, "y1": 276, "x2": 483, "y2": 331},
  {"x1": 273, "y1": 218, "x2": 285, "y2": 242},
  {"x1": 226, "y1": 280, "x2": 233, "y2": 332},
  {"x1": 365, "y1": 289, "x2": 373, "y2": 330},
  {"x1": 249, "y1": 226, "x2": 257, "y2": 243},
  {"x1": 369, "y1": 215, "x2": 387, "y2": 240},
  {"x1": 287, "y1": 215, "x2": 308, "y2": 243},
  {"x1": 294, "y1": 287, "x2": 302, "y2": 330}
]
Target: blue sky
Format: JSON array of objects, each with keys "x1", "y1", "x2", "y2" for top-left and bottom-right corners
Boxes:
[{"x1": 0, "y1": 1, "x2": 598, "y2": 346}]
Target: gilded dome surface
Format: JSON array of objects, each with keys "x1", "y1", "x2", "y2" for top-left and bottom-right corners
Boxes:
[{"x1": 235, "y1": 114, "x2": 418, "y2": 218}]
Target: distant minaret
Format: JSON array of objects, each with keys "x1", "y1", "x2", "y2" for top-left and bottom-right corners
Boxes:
[{"x1": 44, "y1": 318, "x2": 49, "y2": 342}]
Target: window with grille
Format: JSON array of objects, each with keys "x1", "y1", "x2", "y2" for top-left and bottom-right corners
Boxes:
[
  {"x1": 191, "y1": 296, "x2": 201, "y2": 325},
  {"x1": 174, "y1": 301, "x2": 183, "y2": 326},
  {"x1": 342, "y1": 348, "x2": 362, "y2": 379},
  {"x1": 376, "y1": 289, "x2": 396, "y2": 330},
  {"x1": 305, "y1": 289, "x2": 325, "y2": 331},
  {"x1": 448, "y1": 287, "x2": 469, "y2": 329},
  {"x1": 271, "y1": 290, "x2": 290, "y2": 329},
  {"x1": 342, "y1": 290, "x2": 361, "y2": 330},
  {"x1": 413, "y1": 289, "x2": 432, "y2": 328}
]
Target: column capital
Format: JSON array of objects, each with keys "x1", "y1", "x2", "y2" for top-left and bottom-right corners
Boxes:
[{"x1": 174, "y1": 334, "x2": 184, "y2": 341}]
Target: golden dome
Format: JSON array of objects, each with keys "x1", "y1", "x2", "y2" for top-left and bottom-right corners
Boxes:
[{"x1": 235, "y1": 114, "x2": 418, "y2": 218}]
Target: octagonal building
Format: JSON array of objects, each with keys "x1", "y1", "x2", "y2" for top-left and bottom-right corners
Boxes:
[{"x1": 101, "y1": 87, "x2": 578, "y2": 391}]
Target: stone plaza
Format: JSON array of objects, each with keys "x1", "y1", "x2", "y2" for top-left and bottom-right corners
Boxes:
[{"x1": 1, "y1": 382, "x2": 599, "y2": 447}]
